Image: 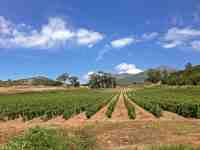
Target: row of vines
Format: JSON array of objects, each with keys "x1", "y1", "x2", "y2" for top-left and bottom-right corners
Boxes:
[
  {"x1": 127, "y1": 87, "x2": 200, "y2": 118},
  {"x1": 0, "y1": 89, "x2": 116, "y2": 121}
]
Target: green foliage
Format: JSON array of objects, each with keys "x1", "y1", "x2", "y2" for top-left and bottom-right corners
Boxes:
[
  {"x1": 88, "y1": 71, "x2": 116, "y2": 89},
  {"x1": 123, "y1": 94, "x2": 136, "y2": 119},
  {"x1": 56, "y1": 73, "x2": 69, "y2": 83},
  {"x1": 69, "y1": 76, "x2": 80, "y2": 87},
  {"x1": 105, "y1": 95, "x2": 119, "y2": 118},
  {"x1": 85, "y1": 94, "x2": 116, "y2": 118},
  {"x1": 127, "y1": 91, "x2": 162, "y2": 118},
  {"x1": 0, "y1": 127, "x2": 97, "y2": 150},
  {"x1": 147, "y1": 69, "x2": 162, "y2": 83},
  {"x1": 0, "y1": 89, "x2": 115, "y2": 121},
  {"x1": 162, "y1": 64, "x2": 200, "y2": 86},
  {"x1": 0, "y1": 77, "x2": 63, "y2": 87},
  {"x1": 115, "y1": 71, "x2": 148, "y2": 85},
  {"x1": 128, "y1": 87, "x2": 200, "y2": 118}
]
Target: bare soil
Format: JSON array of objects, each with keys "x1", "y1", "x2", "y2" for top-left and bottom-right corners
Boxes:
[
  {"x1": 0, "y1": 86, "x2": 66, "y2": 94},
  {"x1": 111, "y1": 93, "x2": 129, "y2": 121},
  {"x1": 92, "y1": 120, "x2": 200, "y2": 150},
  {"x1": 160, "y1": 111, "x2": 187, "y2": 121},
  {"x1": 90, "y1": 105, "x2": 109, "y2": 122}
]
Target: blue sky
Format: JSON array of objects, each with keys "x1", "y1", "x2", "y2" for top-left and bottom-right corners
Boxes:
[{"x1": 0, "y1": 0, "x2": 200, "y2": 82}]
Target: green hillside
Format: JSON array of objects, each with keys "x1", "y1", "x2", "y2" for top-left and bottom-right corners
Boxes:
[
  {"x1": 115, "y1": 71, "x2": 148, "y2": 85},
  {"x1": 163, "y1": 64, "x2": 200, "y2": 85}
]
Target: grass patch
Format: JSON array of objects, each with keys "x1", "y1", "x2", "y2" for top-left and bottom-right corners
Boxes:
[
  {"x1": 0, "y1": 127, "x2": 97, "y2": 150},
  {"x1": 147, "y1": 144, "x2": 200, "y2": 150}
]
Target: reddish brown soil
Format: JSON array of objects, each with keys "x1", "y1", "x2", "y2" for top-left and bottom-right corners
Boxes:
[
  {"x1": 0, "y1": 86, "x2": 66, "y2": 94},
  {"x1": 93, "y1": 120, "x2": 200, "y2": 150},
  {"x1": 63, "y1": 113, "x2": 87, "y2": 127},
  {"x1": 90, "y1": 105, "x2": 109, "y2": 122},
  {"x1": 160, "y1": 111, "x2": 187, "y2": 121},
  {"x1": 111, "y1": 93, "x2": 129, "y2": 121}
]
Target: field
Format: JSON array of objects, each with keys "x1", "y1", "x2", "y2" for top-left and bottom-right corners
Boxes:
[
  {"x1": 0, "y1": 88, "x2": 116, "y2": 121},
  {"x1": 127, "y1": 86, "x2": 200, "y2": 118},
  {"x1": 0, "y1": 86, "x2": 200, "y2": 150}
]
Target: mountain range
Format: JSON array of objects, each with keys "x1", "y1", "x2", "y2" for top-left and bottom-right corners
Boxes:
[{"x1": 115, "y1": 65, "x2": 176, "y2": 85}]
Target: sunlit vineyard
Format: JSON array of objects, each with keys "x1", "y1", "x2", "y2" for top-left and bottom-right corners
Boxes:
[
  {"x1": 127, "y1": 86, "x2": 200, "y2": 118},
  {"x1": 0, "y1": 89, "x2": 117, "y2": 121}
]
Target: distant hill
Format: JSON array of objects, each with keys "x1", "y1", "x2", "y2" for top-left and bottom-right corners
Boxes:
[
  {"x1": 115, "y1": 71, "x2": 148, "y2": 85},
  {"x1": 163, "y1": 64, "x2": 200, "y2": 85},
  {"x1": 115, "y1": 65, "x2": 176, "y2": 85},
  {"x1": 154, "y1": 65, "x2": 177, "y2": 73},
  {"x1": 0, "y1": 76, "x2": 62, "y2": 86}
]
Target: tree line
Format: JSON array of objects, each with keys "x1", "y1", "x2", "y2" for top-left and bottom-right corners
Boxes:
[
  {"x1": 0, "y1": 71, "x2": 117, "y2": 89},
  {"x1": 88, "y1": 71, "x2": 117, "y2": 88},
  {"x1": 147, "y1": 63, "x2": 200, "y2": 86}
]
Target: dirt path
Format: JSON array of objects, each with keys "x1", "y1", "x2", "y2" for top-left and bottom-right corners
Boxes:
[
  {"x1": 160, "y1": 111, "x2": 187, "y2": 121},
  {"x1": 61, "y1": 113, "x2": 87, "y2": 128},
  {"x1": 111, "y1": 92, "x2": 129, "y2": 121},
  {"x1": 90, "y1": 105, "x2": 109, "y2": 122},
  {"x1": 94, "y1": 120, "x2": 200, "y2": 150}
]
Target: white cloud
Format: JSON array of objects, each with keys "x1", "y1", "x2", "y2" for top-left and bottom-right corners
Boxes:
[
  {"x1": 0, "y1": 16, "x2": 12, "y2": 35},
  {"x1": 142, "y1": 32, "x2": 158, "y2": 40},
  {"x1": 191, "y1": 40, "x2": 200, "y2": 51},
  {"x1": 96, "y1": 44, "x2": 110, "y2": 61},
  {"x1": 162, "y1": 41, "x2": 182, "y2": 49},
  {"x1": 111, "y1": 37, "x2": 135, "y2": 48},
  {"x1": 115, "y1": 63, "x2": 142, "y2": 75},
  {"x1": 162, "y1": 27, "x2": 200, "y2": 49},
  {"x1": 164, "y1": 27, "x2": 200, "y2": 41},
  {"x1": 0, "y1": 16, "x2": 104, "y2": 49},
  {"x1": 76, "y1": 29, "x2": 104, "y2": 47}
]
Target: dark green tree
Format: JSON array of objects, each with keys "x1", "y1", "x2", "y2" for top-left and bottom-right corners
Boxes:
[
  {"x1": 56, "y1": 73, "x2": 69, "y2": 85},
  {"x1": 69, "y1": 76, "x2": 80, "y2": 87},
  {"x1": 88, "y1": 71, "x2": 116, "y2": 88},
  {"x1": 147, "y1": 69, "x2": 162, "y2": 83}
]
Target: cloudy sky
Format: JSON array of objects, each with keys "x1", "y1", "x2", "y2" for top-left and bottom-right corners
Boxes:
[{"x1": 0, "y1": 0, "x2": 200, "y2": 82}]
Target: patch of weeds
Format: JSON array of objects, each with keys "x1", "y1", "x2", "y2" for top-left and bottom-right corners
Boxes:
[
  {"x1": 147, "y1": 144, "x2": 200, "y2": 150},
  {"x1": 175, "y1": 124, "x2": 200, "y2": 135},
  {"x1": 144, "y1": 122, "x2": 161, "y2": 129},
  {"x1": 0, "y1": 126, "x2": 97, "y2": 150}
]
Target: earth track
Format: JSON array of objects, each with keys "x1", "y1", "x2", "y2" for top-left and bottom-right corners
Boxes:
[
  {"x1": 90, "y1": 104, "x2": 109, "y2": 122},
  {"x1": 160, "y1": 111, "x2": 187, "y2": 121},
  {"x1": 111, "y1": 92, "x2": 129, "y2": 121}
]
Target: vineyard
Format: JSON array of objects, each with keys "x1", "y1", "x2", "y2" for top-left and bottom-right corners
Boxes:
[
  {"x1": 1, "y1": 86, "x2": 200, "y2": 122},
  {"x1": 0, "y1": 89, "x2": 117, "y2": 121},
  {"x1": 1, "y1": 87, "x2": 200, "y2": 149},
  {"x1": 127, "y1": 86, "x2": 200, "y2": 118}
]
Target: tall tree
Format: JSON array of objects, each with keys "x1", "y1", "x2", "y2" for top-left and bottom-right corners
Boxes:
[
  {"x1": 56, "y1": 73, "x2": 69, "y2": 85},
  {"x1": 69, "y1": 76, "x2": 80, "y2": 87},
  {"x1": 88, "y1": 71, "x2": 116, "y2": 88},
  {"x1": 147, "y1": 69, "x2": 162, "y2": 83},
  {"x1": 185, "y1": 62, "x2": 193, "y2": 73}
]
